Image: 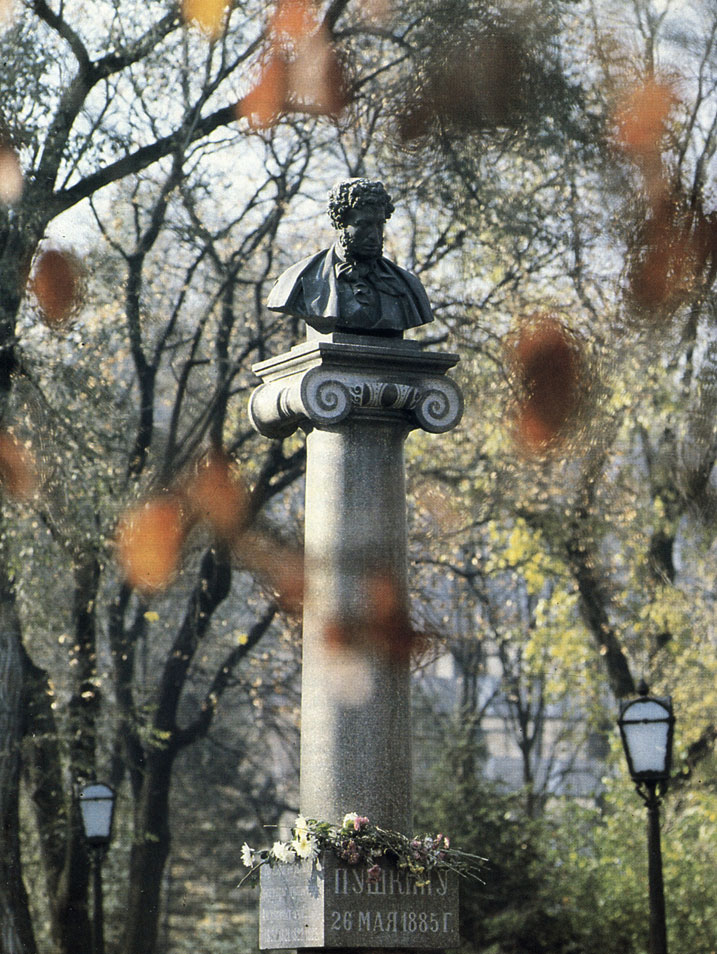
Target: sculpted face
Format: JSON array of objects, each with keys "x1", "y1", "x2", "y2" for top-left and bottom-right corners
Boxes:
[{"x1": 338, "y1": 204, "x2": 385, "y2": 261}]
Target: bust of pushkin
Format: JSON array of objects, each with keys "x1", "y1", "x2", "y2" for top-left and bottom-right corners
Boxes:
[{"x1": 266, "y1": 178, "x2": 434, "y2": 336}]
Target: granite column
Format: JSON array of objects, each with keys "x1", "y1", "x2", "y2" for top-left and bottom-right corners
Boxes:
[{"x1": 249, "y1": 333, "x2": 462, "y2": 950}]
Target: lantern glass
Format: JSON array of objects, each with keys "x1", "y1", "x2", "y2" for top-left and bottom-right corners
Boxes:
[
  {"x1": 79, "y1": 783, "x2": 115, "y2": 844},
  {"x1": 619, "y1": 697, "x2": 673, "y2": 780}
]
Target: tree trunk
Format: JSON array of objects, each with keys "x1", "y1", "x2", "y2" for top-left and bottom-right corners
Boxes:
[
  {"x1": 122, "y1": 749, "x2": 175, "y2": 954},
  {"x1": 0, "y1": 219, "x2": 45, "y2": 953},
  {"x1": 51, "y1": 831, "x2": 92, "y2": 954},
  {"x1": 23, "y1": 566, "x2": 98, "y2": 954},
  {"x1": 0, "y1": 571, "x2": 37, "y2": 954}
]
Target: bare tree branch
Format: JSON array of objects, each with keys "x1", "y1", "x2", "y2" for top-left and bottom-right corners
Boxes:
[{"x1": 175, "y1": 605, "x2": 277, "y2": 749}]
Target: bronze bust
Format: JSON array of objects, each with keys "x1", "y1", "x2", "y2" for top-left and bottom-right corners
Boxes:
[{"x1": 266, "y1": 178, "x2": 434, "y2": 336}]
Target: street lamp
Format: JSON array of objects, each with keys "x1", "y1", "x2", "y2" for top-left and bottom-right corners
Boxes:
[
  {"x1": 79, "y1": 783, "x2": 115, "y2": 954},
  {"x1": 618, "y1": 681, "x2": 675, "y2": 954}
]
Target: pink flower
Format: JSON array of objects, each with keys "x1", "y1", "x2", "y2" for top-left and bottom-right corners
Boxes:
[
  {"x1": 367, "y1": 864, "x2": 382, "y2": 884},
  {"x1": 341, "y1": 839, "x2": 361, "y2": 865},
  {"x1": 354, "y1": 815, "x2": 369, "y2": 831}
]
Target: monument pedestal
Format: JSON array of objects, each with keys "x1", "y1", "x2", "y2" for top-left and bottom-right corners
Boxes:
[
  {"x1": 250, "y1": 334, "x2": 463, "y2": 949},
  {"x1": 259, "y1": 854, "x2": 459, "y2": 950}
]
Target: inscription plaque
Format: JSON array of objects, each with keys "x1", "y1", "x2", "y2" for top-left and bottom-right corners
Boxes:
[{"x1": 259, "y1": 853, "x2": 459, "y2": 949}]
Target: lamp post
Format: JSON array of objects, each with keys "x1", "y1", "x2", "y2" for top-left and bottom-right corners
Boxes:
[
  {"x1": 617, "y1": 681, "x2": 675, "y2": 954},
  {"x1": 79, "y1": 782, "x2": 115, "y2": 954}
]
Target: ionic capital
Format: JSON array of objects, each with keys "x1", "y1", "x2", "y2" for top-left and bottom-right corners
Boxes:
[{"x1": 248, "y1": 335, "x2": 463, "y2": 438}]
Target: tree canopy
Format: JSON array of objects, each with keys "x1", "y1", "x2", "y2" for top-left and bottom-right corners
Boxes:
[{"x1": 1, "y1": 1, "x2": 716, "y2": 953}]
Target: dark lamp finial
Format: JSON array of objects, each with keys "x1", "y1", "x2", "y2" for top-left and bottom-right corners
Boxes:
[{"x1": 637, "y1": 678, "x2": 649, "y2": 696}]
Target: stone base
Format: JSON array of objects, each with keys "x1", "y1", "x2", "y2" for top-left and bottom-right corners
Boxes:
[{"x1": 259, "y1": 853, "x2": 459, "y2": 950}]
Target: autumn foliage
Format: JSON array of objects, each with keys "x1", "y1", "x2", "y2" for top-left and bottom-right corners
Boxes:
[
  {"x1": 0, "y1": 431, "x2": 37, "y2": 499},
  {"x1": 610, "y1": 76, "x2": 717, "y2": 319},
  {"x1": 237, "y1": 0, "x2": 350, "y2": 128},
  {"x1": 324, "y1": 571, "x2": 425, "y2": 662},
  {"x1": 116, "y1": 495, "x2": 187, "y2": 593},
  {"x1": 116, "y1": 449, "x2": 305, "y2": 607},
  {"x1": 612, "y1": 77, "x2": 678, "y2": 166},
  {"x1": 30, "y1": 248, "x2": 84, "y2": 328},
  {"x1": 182, "y1": 449, "x2": 250, "y2": 540},
  {"x1": 0, "y1": 143, "x2": 22, "y2": 203},
  {"x1": 505, "y1": 314, "x2": 588, "y2": 456},
  {"x1": 398, "y1": 29, "x2": 527, "y2": 140},
  {"x1": 181, "y1": 0, "x2": 230, "y2": 40}
]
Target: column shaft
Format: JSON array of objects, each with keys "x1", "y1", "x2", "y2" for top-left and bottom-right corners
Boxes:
[{"x1": 300, "y1": 413, "x2": 412, "y2": 833}]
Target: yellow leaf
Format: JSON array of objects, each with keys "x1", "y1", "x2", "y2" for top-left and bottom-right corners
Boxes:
[
  {"x1": 182, "y1": 0, "x2": 229, "y2": 40},
  {"x1": 144, "y1": 610, "x2": 159, "y2": 622}
]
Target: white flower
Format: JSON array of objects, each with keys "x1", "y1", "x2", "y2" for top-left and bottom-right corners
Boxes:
[
  {"x1": 241, "y1": 843, "x2": 254, "y2": 868},
  {"x1": 293, "y1": 814, "x2": 310, "y2": 837},
  {"x1": 342, "y1": 812, "x2": 359, "y2": 830},
  {"x1": 291, "y1": 831, "x2": 319, "y2": 861},
  {"x1": 271, "y1": 840, "x2": 297, "y2": 863}
]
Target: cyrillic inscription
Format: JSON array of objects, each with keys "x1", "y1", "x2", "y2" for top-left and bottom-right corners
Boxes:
[
  {"x1": 329, "y1": 908, "x2": 453, "y2": 934},
  {"x1": 259, "y1": 853, "x2": 459, "y2": 949},
  {"x1": 333, "y1": 865, "x2": 450, "y2": 897}
]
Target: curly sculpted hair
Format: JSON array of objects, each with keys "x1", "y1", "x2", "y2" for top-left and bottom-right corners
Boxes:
[{"x1": 327, "y1": 178, "x2": 395, "y2": 229}]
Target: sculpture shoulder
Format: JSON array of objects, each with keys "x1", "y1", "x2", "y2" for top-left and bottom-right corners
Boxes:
[
  {"x1": 382, "y1": 259, "x2": 433, "y2": 324},
  {"x1": 386, "y1": 259, "x2": 428, "y2": 293},
  {"x1": 266, "y1": 250, "x2": 330, "y2": 312}
]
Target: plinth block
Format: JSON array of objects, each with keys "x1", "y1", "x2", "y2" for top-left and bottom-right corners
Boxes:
[{"x1": 259, "y1": 854, "x2": 459, "y2": 950}]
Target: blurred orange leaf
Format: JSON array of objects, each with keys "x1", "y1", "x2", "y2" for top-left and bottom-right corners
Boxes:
[
  {"x1": 628, "y1": 238, "x2": 690, "y2": 313},
  {"x1": 323, "y1": 572, "x2": 423, "y2": 662},
  {"x1": 181, "y1": 0, "x2": 230, "y2": 40},
  {"x1": 116, "y1": 496, "x2": 187, "y2": 593},
  {"x1": 238, "y1": 530, "x2": 304, "y2": 614},
  {"x1": 626, "y1": 193, "x2": 714, "y2": 316},
  {"x1": 184, "y1": 448, "x2": 250, "y2": 539},
  {"x1": 398, "y1": 31, "x2": 524, "y2": 141},
  {"x1": 0, "y1": 432, "x2": 37, "y2": 499},
  {"x1": 0, "y1": 144, "x2": 22, "y2": 203},
  {"x1": 237, "y1": 54, "x2": 289, "y2": 128},
  {"x1": 237, "y1": 0, "x2": 350, "y2": 128},
  {"x1": 506, "y1": 315, "x2": 586, "y2": 455},
  {"x1": 287, "y1": 30, "x2": 350, "y2": 117},
  {"x1": 270, "y1": 0, "x2": 318, "y2": 38},
  {"x1": 613, "y1": 77, "x2": 677, "y2": 161},
  {"x1": 366, "y1": 574, "x2": 419, "y2": 661},
  {"x1": 30, "y1": 249, "x2": 83, "y2": 328}
]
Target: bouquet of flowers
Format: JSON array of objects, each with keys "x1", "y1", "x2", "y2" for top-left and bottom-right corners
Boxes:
[{"x1": 240, "y1": 812, "x2": 485, "y2": 888}]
